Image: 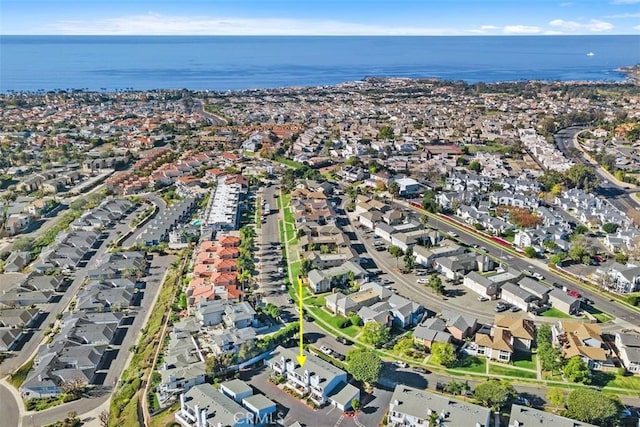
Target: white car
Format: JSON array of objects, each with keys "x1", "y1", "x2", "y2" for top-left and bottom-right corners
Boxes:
[
  {"x1": 532, "y1": 272, "x2": 544, "y2": 281},
  {"x1": 417, "y1": 278, "x2": 429, "y2": 284},
  {"x1": 392, "y1": 361, "x2": 408, "y2": 368},
  {"x1": 320, "y1": 346, "x2": 333, "y2": 355}
]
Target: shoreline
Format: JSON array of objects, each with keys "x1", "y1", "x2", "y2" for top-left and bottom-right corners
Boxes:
[{"x1": 1, "y1": 68, "x2": 636, "y2": 95}]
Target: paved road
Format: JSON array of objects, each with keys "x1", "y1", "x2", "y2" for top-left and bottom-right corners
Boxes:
[
  {"x1": 121, "y1": 195, "x2": 167, "y2": 247},
  {"x1": 554, "y1": 127, "x2": 640, "y2": 216},
  {"x1": 193, "y1": 99, "x2": 228, "y2": 126},
  {"x1": 258, "y1": 185, "x2": 288, "y2": 304},
  {"x1": 0, "y1": 379, "x2": 20, "y2": 427}
]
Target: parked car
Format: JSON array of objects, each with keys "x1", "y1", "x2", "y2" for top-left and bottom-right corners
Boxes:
[
  {"x1": 320, "y1": 346, "x2": 333, "y2": 355},
  {"x1": 522, "y1": 270, "x2": 533, "y2": 277},
  {"x1": 333, "y1": 352, "x2": 346, "y2": 361},
  {"x1": 415, "y1": 270, "x2": 428, "y2": 276},
  {"x1": 510, "y1": 306, "x2": 521, "y2": 312},
  {"x1": 417, "y1": 278, "x2": 429, "y2": 284},
  {"x1": 477, "y1": 296, "x2": 489, "y2": 302},
  {"x1": 495, "y1": 303, "x2": 511, "y2": 313},
  {"x1": 412, "y1": 367, "x2": 428, "y2": 374},
  {"x1": 375, "y1": 245, "x2": 386, "y2": 252},
  {"x1": 336, "y1": 337, "x2": 354, "y2": 345}
]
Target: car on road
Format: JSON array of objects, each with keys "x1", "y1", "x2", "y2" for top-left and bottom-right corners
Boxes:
[
  {"x1": 532, "y1": 272, "x2": 544, "y2": 281},
  {"x1": 552, "y1": 282, "x2": 563, "y2": 289},
  {"x1": 566, "y1": 289, "x2": 581, "y2": 298},
  {"x1": 477, "y1": 296, "x2": 489, "y2": 302},
  {"x1": 412, "y1": 367, "x2": 428, "y2": 374},
  {"x1": 416, "y1": 278, "x2": 429, "y2": 284},
  {"x1": 510, "y1": 306, "x2": 521, "y2": 312},
  {"x1": 320, "y1": 346, "x2": 333, "y2": 355},
  {"x1": 522, "y1": 270, "x2": 533, "y2": 277},
  {"x1": 447, "y1": 231, "x2": 458, "y2": 238},
  {"x1": 415, "y1": 270, "x2": 428, "y2": 276},
  {"x1": 375, "y1": 245, "x2": 386, "y2": 252},
  {"x1": 336, "y1": 337, "x2": 354, "y2": 345},
  {"x1": 392, "y1": 361, "x2": 408, "y2": 368}
]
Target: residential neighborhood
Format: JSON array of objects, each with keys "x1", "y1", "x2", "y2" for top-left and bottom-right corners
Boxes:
[{"x1": 0, "y1": 78, "x2": 639, "y2": 427}]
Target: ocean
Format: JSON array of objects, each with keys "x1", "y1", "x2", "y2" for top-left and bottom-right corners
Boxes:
[{"x1": 0, "y1": 35, "x2": 638, "y2": 92}]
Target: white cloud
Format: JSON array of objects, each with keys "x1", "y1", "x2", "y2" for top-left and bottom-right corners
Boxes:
[
  {"x1": 503, "y1": 25, "x2": 542, "y2": 34},
  {"x1": 635, "y1": 24, "x2": 640, "y2": 30},
  {"x1": 559, "y1": 2, "x2": 574, "y2": 6},
  {"x1": 611, "y1": 0, "x2": 640, "y2": 3},
  {"x1": 44, "y1": 13, "x2": 457, "y2": 36},
  {"x1": 549, "y1": 19, "x2": 614, "y2": 32},
  {"x1": 470, "y1": 25, "x2": 500, "y2": 34}
]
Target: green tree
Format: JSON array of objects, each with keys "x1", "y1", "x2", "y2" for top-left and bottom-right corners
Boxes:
[
  {"x1": 422, "y1": 189, "x2": 439, "y2": 213},
  {"x1": 573, "y1": 224, "x2": 589, "y2": 235},
  {"x1": 428, "y1": 274, "x2": 445, "y2": 294},
  {"x1": 473, "y1": 380, "x2": 516, "y2": 411},
  {"x1": 346, "y1": 349, "x2": 382, "y2": 385},
  {"x1": 468, "y1": 160, "x2": 482, "y2": 173},
  {"x1": 300, "y1": 258, "x2": 313, "y2": 277},
  {"x1": 568, "y1": 234, "x2": 589, "y2": 264},
  {"x1": 563, "y1": 356, "x2": 591, "y2": 384},
  {"x1": 614, "y1": 252, "x2": 629, "y2": 264},
  {"x1": 351, "y1": 398, "x2": 360, "y2": 411},
  {"x1": 388, "y1": 245, "x2": 404, "y2": 269},
  {"x1": 564, "y1": 389, "x2": 620, "y2": 427},
  {"x1": 403, "y1": 247, "x2": 416, "y2": 272},
  {"x1": 360, "y1": 322, "x2": 390, "y2": 348},
  {"x1": 378, "y1": 125, "x2": 394, "y2": 140},
  {"x1": 602, "y1": 223, "x2": 618, "y2": 234},
  {"x1": 565, "y1": 164, "x2": 598, "y2": 191},
  {"x1": 393, "y1": 336, "x2": 415, "y2": 355},
  {"x1": 546, "y1": 388, "x2": 565, "y2": 411},
  {"x1": 388, "y1": 181, "x2": 400, "y2": 198},
  {"x1": 524, "y1": 246, "x2": 537, "y2": 258},
  {"x1": 430, "y1": 342, "x2": 456, "y2": 367}
]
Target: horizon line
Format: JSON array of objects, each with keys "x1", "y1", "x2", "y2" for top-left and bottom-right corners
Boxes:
[{"x1": 2, "y1": 33, "x2": 639, "y2": 37}]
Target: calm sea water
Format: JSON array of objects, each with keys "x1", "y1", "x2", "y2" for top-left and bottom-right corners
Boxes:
[{"x1": 0, "y1": 35, "x2": 638, "y2": 92}]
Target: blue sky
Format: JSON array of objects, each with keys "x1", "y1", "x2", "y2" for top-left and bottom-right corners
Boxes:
[{"x1": 2, "y1": 0, "x2": 639, "y2": 35}]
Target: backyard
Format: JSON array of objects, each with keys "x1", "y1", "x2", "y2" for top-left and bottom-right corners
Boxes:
[
  {"x1": 540, "y1": 307, "x2": 573, "y2": 319},
  {"x1": 306, "y1": 306, "x2": 360, "y2": 337},
  {"x1": 511, "y1": 352, "x2": 537, "y2": 370}
]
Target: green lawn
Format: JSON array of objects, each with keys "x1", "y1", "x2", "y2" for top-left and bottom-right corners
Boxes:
[
  {"x1": 443, "y1": 355, "x2": 486, "y2": 374},
  {"x1": 489, "y1": 364, "x2": 537, "y2": 379},
  {"x1": 305, "y1": 295, "x2": 327, "y2": 307},
  {"x1": 10, "y1": 358, "x2": 34, "y2": 388},
  {"x1": 512, "y1": 352, "x2": 537, "y2": 370},
  {"x1": 583, "y1": 305, "x2": 614, "y2": 323},
  {"x1": 591, "y1": 371, "x2": 640, "y2": 390},
  {"x1": 307, "y1": 307, "x2": 359, "y2": 337},
  {"x1": 540, "y1": 307, "x2": 573, "y2": 319}
]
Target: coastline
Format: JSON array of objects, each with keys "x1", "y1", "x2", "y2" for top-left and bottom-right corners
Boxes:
[{"x1": 616, "y1": 64, "x2": 640, "y2": 84}]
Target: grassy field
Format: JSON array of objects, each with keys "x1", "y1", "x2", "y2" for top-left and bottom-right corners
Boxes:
[
  {"x1": 275, "y1": 156, "x2": 304, "y2": 169},
  {"x1": 305, "y1": 295, "x2": 327, "y2": 307},
  {"x1": 443, "y1": 356, "x2": 486, "y2": 374},
  {"x1": 540, "y1": 307, "x2": 573, "y2": 319},
  {"x1": 489, "y1": 364, "x2": 537, "y2": 379},
  {"x1": 512, "y1": 352, "x2": 537, "y2": 370},
  {"x1": 9, "y1": 358, "x2": 35, "y2": 388},
  {"x1": 583, "y1": 305, "x2": 614, "y2": 323},
  {"x1": 307, "y1": 307, "x2": 360, "y2": 337}
]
